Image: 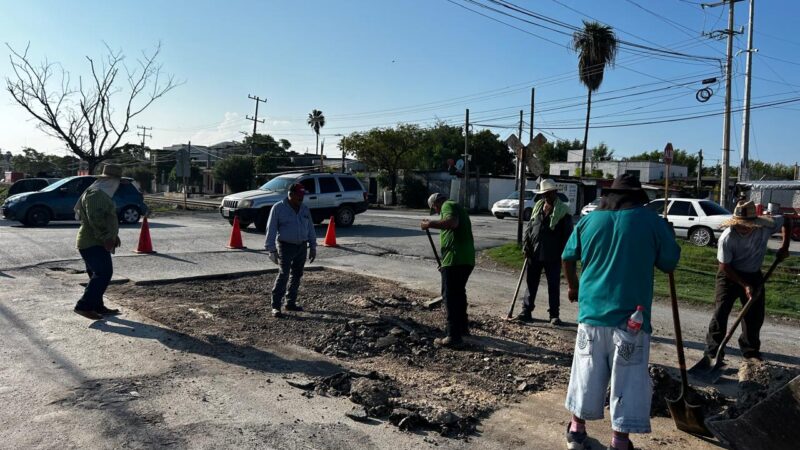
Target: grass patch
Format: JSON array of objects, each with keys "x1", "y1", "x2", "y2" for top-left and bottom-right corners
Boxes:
[
  {"x1": 0, "y1": 184, "x2": 8, "y2": 203},
  {"x1": 484, "y1": 240, "x2": 800, "y2": 318}
]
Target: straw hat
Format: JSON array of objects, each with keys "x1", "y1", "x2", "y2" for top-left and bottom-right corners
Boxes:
[{"x1": 721, "y1": 200, "x2": 774, "y2": 228}]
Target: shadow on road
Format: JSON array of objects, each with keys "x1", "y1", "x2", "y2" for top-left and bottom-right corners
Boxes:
[
  {"x1": 651, "y1": 334, "x2": 800, "y2": 367},
  {"x1": 315, "y1": 224, "x2": 426, "y2": 239},
  {"x1": 93, "y1": 316, "x2": 344, "y2": 378}
]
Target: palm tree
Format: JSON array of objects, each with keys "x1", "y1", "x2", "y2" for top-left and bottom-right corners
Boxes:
[
  {"x1": 572, "y1": 21, "x2": 618, "y2": 177},
  {"x1": 307, "y1": 109, "x2": 326, "y2": 155}
]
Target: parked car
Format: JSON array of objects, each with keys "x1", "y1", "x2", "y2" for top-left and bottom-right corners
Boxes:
[
  {"x1": 1, "y1": 176, "x2": 147, "y2": 227},
  {"x1": 219, "y1": 172, "x2": 368, "y2": 231},
  {"x1": 7, "y1": 177, "x2": 61, "y2": 196},
  {"x1": 580, "y1": 197, "x2": 602, "y2": 217},
  {"x1": 491, "y1": 190, "x2": 571, "y2": 221},
  {"x1": 645, "y1": 198, "x2": 731, "y2": 246}
]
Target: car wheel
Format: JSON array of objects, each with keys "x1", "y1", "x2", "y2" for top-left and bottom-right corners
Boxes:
[
  {"x1": 689, "y1": 226, "x2": 713, "y2": 247},
  {"x1": 120, "y1": 206, "x2": 141, "y2": 224},
  {"x1": 25, "y1": 206, "x2": 51, "y2": 227},
  {"x1": 494, "y1": 213, "x2": 504, "y2": 219},
  {"x1": 792, "y1": 225, "x2": 800, "y2": 242},
  {"x1": 228, "y1": 219, "x2": 252, "y2": 228},
  {"x1": 523, "y1": 208, "x2": 532, "y2": 221},
  {"x1": 334, "y1": 206, "x2": 355, "y2": 227},
  {"x1": 254, "y1": 208, "x2": 270, "y2": 232},
  {"x1": 313, "y1": 217, "x2": 324, "y2": 225}
]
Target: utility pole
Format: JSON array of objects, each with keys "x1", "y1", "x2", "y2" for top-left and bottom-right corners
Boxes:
[
  {"x1": 697, "y1": 149, "x2": 704, "y2": 193},
  {"x1": 463, "y1": 109, "x2": 470, "y2": 207},
  {"x1": 137, "y1": 125, "x2": 153, "y2": 162},
  {"x1": 517, "y1": 110, "x2": 524, "y2": 191},
  {"x1": 739, "y1": 0, "x2": 756, "y2": 183},
  {"x1": 529, "y1": 88, "x2": 535, "y2": 143},
  {"x1": 517, "y1": 110, "x2": 525, "y2": 246},
  {"x1": 795, "y1": 162, "x2": 799, "y2": 180},
  {"x1": 246, "y1": 95, "x2": 267, "y2": 156},
  {"x1": 703, "y1": 0, "x2": 742, "y2": 209}
]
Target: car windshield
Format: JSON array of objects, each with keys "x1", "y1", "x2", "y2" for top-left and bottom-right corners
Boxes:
[
  {"x1": 259, "y1": 176, "x2": 296, "y2": 192},
  {"x1": 700, "y1": 201, "x2": 730, "y2": 216},
  {"x1": 506, "y1": 191, "x2": 534, "y2": 200},
  {"x1": 40, "y1": 177, "x2": 77, "y2": 192}
]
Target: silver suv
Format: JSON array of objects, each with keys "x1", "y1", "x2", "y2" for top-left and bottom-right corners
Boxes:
[{"x1": 219, "y1": 172, "x2": 368, "y2": 231}]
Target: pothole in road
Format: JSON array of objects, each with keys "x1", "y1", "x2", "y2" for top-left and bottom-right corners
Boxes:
[{"x1": 104, "y1": 269, "x2": 782, "y2": 438}]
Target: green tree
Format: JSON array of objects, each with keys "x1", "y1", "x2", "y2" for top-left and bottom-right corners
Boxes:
[
  {"x1": 469, "y1": 129, "x2": 515, "y2": 175},
  {"x1": 279, "y1": 139, "x2": 292, "y2": 151},
  {"x1": 572, "y1": 21, "x2": 618, "y2": 177},
  {"x1": 169, "y1": 164, "x2": 203, "y2": 186},
  {"x1": 749, "y1": 160, "x2": 795, "y2": 179},
  {"x1": 537, "y1": 139, "x2": 582, "y2": 173},
  {"x1": 214, "y1": 156, "x2": 253, "y2": 193},
  {"x1": 123, "y1": 166, "x2": 154, "y2": 193},
  {"x1": 347, "y1": 124, "x2": 421, "y2": 204},
  {"x1": 591, "y1": 142, "x2": 614, "y2": 162},
  {"x1": 307, "y1": 109, "x2": 326, "y2": 155}
]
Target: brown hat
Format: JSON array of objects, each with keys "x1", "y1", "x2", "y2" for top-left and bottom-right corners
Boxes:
[
  {"x1": 601, "y1": 173, "x2": 649, "y2": 204},
  {"x1": 721, "y1": 200, "x2": 774, "y2": 228},
  {"x1": 97, "y1": 164, "x2": 123, "y2": 178}
]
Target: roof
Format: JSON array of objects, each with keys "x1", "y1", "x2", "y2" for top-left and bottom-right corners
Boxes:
[{"x1": 736, "y1": 180, "x2": 800, "y2": 190}]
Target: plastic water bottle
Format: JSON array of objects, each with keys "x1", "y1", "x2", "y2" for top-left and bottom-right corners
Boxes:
[{"x1": 626, "y1": 305, "x2": 645, "y2": 335}]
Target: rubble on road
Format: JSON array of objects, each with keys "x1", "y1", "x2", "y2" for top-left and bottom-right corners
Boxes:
[{"x1": 649, "y1": 365, "x2": 728, "y2": 417}]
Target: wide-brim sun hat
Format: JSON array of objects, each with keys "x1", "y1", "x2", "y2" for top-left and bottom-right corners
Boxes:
[
  {"x1": 534, "y1": 178, "x2": 558, "y2": 194},
  {"x1": 601, "y1": 173, "x2": 650, "y2": 204},
  {"x1": 97, "y1": 164, "x2": 123, "y2": 178},
  {"x1": 720, "y1": 200, "x2": 774, "y2": 228}
]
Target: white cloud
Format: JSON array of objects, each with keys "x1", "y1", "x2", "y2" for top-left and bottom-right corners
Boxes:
[{"x1": 189, "y1": 112, "x2": 244, "y2": 146}]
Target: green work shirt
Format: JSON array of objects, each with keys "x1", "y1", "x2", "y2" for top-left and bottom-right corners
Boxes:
[
  {"x1": 76, "y1": 189, "x2": 119, "y2": 250},
  {"x1": 561, "y1": 206, "x2": 680, "y2": 333},
  {"x1": 439, "y1": 200, "x2": 475, "y2": 267}
]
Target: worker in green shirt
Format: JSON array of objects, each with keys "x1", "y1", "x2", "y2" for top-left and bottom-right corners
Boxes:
[
  {"x1": 421, "y1": 193, "x2": 475, "y2": 348},
  {"x1": 72, "y1": 164, "x2": 123, "y2": 320}
]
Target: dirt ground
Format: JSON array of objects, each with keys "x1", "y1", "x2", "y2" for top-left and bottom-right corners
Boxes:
[{"x1": 106, "y1": 269, "x2": 793, "y2": 439}]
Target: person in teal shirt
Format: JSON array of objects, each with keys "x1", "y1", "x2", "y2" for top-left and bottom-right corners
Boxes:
[
  {"x1": 421, "y1": 193, "x2": 474, "y2": 348},
  {"x1": 560, "y1": 174, "x2": 680, "y2": 450}
]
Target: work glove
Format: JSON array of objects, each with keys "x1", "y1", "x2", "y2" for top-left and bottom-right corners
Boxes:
[
  {"x1": 268, "y1": 251, "x2": 279, "y2": 265},
  {"x1": 309, "y1": 247, "x2": 316, "y2": 263}
]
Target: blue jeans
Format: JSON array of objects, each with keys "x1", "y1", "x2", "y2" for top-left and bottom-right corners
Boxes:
[
  {"x1": 521, "y1": 259, "x2": 562, "y2": 319},
  {"x1": 75, "y1": 246, "x2": 113, "y2": 311},
  {"x1": 271, "y1": 241, "x2": 307, "y2": 309}
]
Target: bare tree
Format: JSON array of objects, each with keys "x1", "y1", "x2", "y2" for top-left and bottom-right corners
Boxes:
[{"x1": 5, "y1": 42, "x2": 179, "y2": 172}]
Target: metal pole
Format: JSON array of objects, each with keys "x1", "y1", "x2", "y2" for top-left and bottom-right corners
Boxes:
[
  {"x1": 739, "y1": 0, "x2": 755, "y2": 182},
  {"x1": 464, "y1": 109, "x2": 470, "y2": 207},
  {"x1": 518, "y1": 110, "x2": 524, "y2": 190},
  {"x1": 529, "y1": 87, "x2": 535, "y2": 144},
  {"x1": 720, "y1": 0, "x2": 735, "y2": 209},
  {"x1": 697, "y1": 149, "x2": 703, "y2": 193}
]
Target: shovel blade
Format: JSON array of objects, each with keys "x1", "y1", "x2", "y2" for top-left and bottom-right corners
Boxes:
[{"x1": 667, "y1": 397, "x2": 713, "y2": 437}]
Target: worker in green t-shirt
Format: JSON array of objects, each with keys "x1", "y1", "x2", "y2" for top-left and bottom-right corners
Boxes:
[{"x1": 421, "y1": 193, "x2": 475, "y2": 348}]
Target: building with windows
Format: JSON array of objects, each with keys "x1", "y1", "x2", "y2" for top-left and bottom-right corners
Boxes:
[{"x1": 549, "y1": 150, "x2": 687, "y2": 183}]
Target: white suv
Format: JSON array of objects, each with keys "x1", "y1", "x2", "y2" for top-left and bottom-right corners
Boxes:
[
  {"x1": 646, "y1": 198, "x2": 732, "y2": 246},
  {"x1": 219, "y1": 172, "x2": 368, "y2": 231}
]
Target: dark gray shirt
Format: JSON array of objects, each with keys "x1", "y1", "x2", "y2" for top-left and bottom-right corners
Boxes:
[{"x1": 717, "y1": 216, "x2": 783, "y2": 272}]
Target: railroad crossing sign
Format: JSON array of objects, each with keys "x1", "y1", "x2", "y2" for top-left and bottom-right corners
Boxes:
[{"x1": 663, "y1": 142, "x2": 674, "y2": 165}]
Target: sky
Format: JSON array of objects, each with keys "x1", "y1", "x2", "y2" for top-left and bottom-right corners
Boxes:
[{"x1": 1, "y1": 0, "x2": 800, "y2": 168}]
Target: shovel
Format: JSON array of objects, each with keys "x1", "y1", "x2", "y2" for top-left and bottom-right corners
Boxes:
[
  {"x1": 666, "y1": 271, "x2": 713, "y2": 436},
  {"x1": 505, "y1": 258, "x2": 529, "y2": 320},
  {"x1": 425, "y1": 229, "x2": 441, "y2": 269},
  {"x1": 690, "y1": 257, "x2": 781, "y2": 382},
  {"x1": 661, "y1": 152, "x2": 712, "y2": 436}
]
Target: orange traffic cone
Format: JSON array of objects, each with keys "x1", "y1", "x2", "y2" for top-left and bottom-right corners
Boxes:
[
  {"x1": 134, "y1": 217, "x2": 156, "y2": 254},
  {"x1": 226, "y1": 215, "x2": 247, "y2": 249},
  {"x1": 323, "y1": 216, "x2": 337, "y2": 247}
]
